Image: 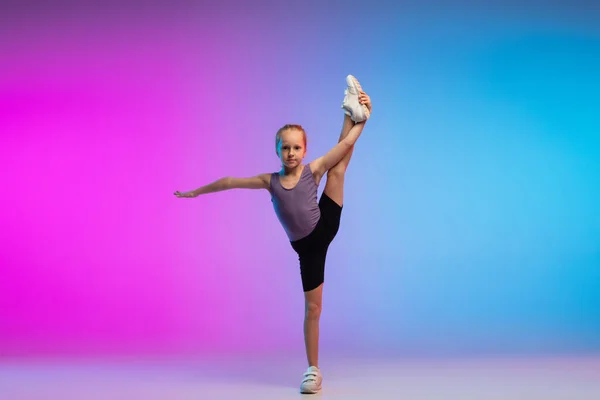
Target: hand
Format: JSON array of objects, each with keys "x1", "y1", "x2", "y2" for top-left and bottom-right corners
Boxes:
[
  {"x1": 174, "y1": 190, "x2": 197, "y2": 198},
  {"x1": 359, "y1": 91, "x2": 372, "y2": 112}
]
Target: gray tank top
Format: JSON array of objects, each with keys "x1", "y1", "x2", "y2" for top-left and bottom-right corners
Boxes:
[{"x1": 270, "y1": 164, "x2": 320, "y2": 241}]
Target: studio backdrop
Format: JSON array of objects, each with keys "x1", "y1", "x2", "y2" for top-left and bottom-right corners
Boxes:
[{"x1": 1, "y1": 0, "x2": 599, "y2": 359}]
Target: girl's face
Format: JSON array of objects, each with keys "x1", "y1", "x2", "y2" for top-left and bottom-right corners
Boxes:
[{"x1": 277, "y1": 129, "x2": 306, "y2": 168}]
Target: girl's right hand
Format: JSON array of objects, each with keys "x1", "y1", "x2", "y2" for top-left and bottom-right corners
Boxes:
[{"x1": 174, "y1": 190, "x2": 197, "y2": 198}]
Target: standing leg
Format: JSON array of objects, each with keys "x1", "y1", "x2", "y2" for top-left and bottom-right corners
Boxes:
[
  {"x1": 303, "y1": 283, "x2": 323, "y2": 367},
  {"x1": 299, "y1": 282, "x2": 324, "y2": 394}
]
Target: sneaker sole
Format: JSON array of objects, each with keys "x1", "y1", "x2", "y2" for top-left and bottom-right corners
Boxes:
[
  {"x1": 347, "y1": 75, "x2": 370, "y2": 120},
  {"x1": 300, "y1": 386, "x2": 322, "y2": 394}
]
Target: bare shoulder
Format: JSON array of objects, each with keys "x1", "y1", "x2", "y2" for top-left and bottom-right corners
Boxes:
[
  {"x1": 257, "y1": 173, "x2": 272, "y2": 188},
  {"x1": 308, "y1": 158, "x2": 325, "y2": 184},
  {"x1": 229, "y1": 173, "x2": 272, "y2": 190}
]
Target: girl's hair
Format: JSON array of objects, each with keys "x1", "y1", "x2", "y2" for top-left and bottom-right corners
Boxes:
[{"x1": 275, "y1": 124, "x2": 307, "y2": 156}]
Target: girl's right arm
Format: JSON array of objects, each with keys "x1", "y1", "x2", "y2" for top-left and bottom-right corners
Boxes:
[{"x1": 174, "y1": 174, "x2": 271, "y2": 198}]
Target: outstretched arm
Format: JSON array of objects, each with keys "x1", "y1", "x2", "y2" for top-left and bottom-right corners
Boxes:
[{"x1": 174, "y1": 174, "x2": 271, "y2": 198}]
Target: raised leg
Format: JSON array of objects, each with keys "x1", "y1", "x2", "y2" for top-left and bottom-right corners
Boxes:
[
  {"x1": 323, "y1": 115, "x2": 366, "y2": 206},
  {"x1": 337, "y1": 114, "x2": 357, "y2": 168}
]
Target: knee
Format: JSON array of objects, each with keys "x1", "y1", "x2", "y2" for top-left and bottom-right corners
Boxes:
[
  {"x1": 327, "y1": 167, "x2": 346, "y2": 181},
  {"x1": 305, "y1": 302, "x2": 322, "y2": 320}
]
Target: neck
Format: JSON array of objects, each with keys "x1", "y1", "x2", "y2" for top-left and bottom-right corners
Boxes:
[{"x1": 281, "y1": 163, "x2": 303, "y2": 175}]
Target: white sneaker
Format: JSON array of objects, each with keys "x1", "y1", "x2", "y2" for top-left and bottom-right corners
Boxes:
[
  {"x1": 300, "y1": 366, "x2": 322, "y2": 394},
  {"x1": 341, "y1": 74, "x2": 370, "y2": 122}
]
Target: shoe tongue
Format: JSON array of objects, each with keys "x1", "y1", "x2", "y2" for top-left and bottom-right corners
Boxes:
[{"x1": 308, "y1": 366, "x2": 320, "y2": 372}]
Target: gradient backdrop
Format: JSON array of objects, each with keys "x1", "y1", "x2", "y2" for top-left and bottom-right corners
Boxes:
[{"x1": 1, "y1": 0, "x2": 599, "y2": 359}]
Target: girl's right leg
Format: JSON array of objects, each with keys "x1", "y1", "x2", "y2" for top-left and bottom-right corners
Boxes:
[
  {"x1": 303, "y1": 283, "x2": 323, "y2": 368},
  {"x1": 300, "y1": 282, "x2": 324, "y2": 394}
]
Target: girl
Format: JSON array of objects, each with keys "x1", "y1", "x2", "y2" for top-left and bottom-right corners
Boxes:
[{"x1": 174, "y1": 75, "x2": 372, "y2": 394}]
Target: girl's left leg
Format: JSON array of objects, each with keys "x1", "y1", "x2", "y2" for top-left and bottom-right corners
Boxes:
[
  {"x1": 323, "y1": 115, "x2": 366, "y2": 206},
  {"x1": 323, "y1": 76, "x2": 371, "y2": 206}
]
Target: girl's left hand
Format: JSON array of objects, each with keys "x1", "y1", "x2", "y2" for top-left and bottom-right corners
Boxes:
[{"x1": 359, "y1": 91, "x2": 372, "y2": 112}]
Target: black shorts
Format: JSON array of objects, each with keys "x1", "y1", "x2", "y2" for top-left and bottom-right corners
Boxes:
[{"x1": 290, "y1": 193, "x2": 342, "y2": 292}]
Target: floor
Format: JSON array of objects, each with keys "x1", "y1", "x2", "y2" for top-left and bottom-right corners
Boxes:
[{"x1": 1, "y1": 355, "x2": 599, "y2": 399}]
